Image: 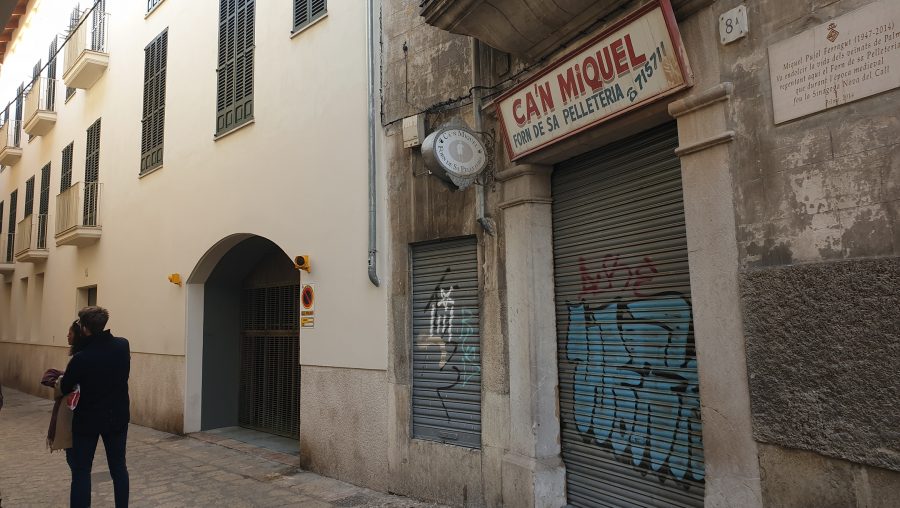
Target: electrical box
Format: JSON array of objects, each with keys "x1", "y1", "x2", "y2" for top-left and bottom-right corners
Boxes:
[{"x1": 403, "y1": 114, "x2": 426, "y2": 148}]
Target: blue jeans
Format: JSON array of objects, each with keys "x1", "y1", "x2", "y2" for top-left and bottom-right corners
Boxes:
[{"x1": 65, "y1": 427, "x2": 129, "y2": 507}]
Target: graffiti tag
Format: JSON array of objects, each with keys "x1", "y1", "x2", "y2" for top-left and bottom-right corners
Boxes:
[
  {"x1": 579, "y1": 255, "x2": 660, "y2": 297},
  {"x1": 565, "y1": 292, "x2": 704, "y2": 486}
]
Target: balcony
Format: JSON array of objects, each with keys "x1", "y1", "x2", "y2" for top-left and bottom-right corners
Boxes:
[
  {"x1": 63, "y1": 10, "x2": 109, "y2": 89},
  {"x1": 421, "y1": 0, "x2": 641, "y2": 59},
  {"x1": 0, "y1": 235, "x2": 14, "y2": 275},
  {"x1": 0, "y1": 120, "x2": 23, "y2": 165},
  {"x1": 24, "y1": 77, "x2": 59, "y2": 136},
  {"x1": 55, "y1": 182, "x2": 102, "y2": 247},
  {"x1": 14, "y1": 214, "x2": 50, "y2": 262}
]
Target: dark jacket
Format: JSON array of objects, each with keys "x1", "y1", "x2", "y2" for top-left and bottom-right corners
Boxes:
[{"x1": 61, "y1": 330, "x2": 131, "y2": 434}]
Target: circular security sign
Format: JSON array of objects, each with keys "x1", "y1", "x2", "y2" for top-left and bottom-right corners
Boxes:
[{"x1": 422, "y1": 127, "x2": 488, "y2": 189}]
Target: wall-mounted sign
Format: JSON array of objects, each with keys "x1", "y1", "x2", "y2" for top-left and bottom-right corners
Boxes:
[
  {"x1": 496, "y1": 0, "x2": 691, "y2": 160},
  {"x1": 301, "y1": 283, "x2": 315, "y2": 328},
  {"x1": 421, "y1": 126, "x2": 488, "y2": 189},
  {"x1": 768, "y1": 1, "x2": 900, "y2": 124}
]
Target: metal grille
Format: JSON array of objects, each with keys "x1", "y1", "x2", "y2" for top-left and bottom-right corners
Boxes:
[
  {"x1": 410, "y1": 237, "x2": 481, "y2": 448},
  {"x1": 552, "y1": 124, "x2": 704, "y2": 507},
  {"x1": 84, "y1": 118, "x2": 100, "y2": 226},
  {"x1": 216, "y1": 0, "x2": 255, "y2": 134},
  {"x1": 239, "y1": 283, "x2": 301, "y2": 438},
  {"x1": 141, "y1": 29, "x2": 167, "y2": 174}
]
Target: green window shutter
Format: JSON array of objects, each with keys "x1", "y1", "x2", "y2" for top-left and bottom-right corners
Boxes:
[
  {"x1": 24, "y1": 176, "x2": 34, "y2": 217},
  {"x1": 84, "y1": 119, "x2": 101, "y2": 226},
  {"x1": 216, "y1": 0, "x2": 254, "y2": 134},
  {"x1": 141, "y1": 29, "x2": 167, "y2": 173},
  {"x1": 65, "y1": 7, "x2": 79, "y2": 101},
  {"x1": 47, "y1": 37, "x2": 58, "y2": 111},
  {"x1": 38, "y1": 163, "x2": 50, "y2": 248},
  {"x1": 294, "y1": 0, "x2": 326, "y2": 31},
  {"x1": 7, "y1": 190, "x2": 17, "y2": 262},
  {"x1": 61, "y1": 142, "x2": 74, "y2": 191}
]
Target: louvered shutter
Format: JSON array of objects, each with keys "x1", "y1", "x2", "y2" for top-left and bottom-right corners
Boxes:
[
  {"x1": 7, "y1": 190, "x2": 17, "y2": 262},
  {"x1": 410, "y1": 237, "x2": 482, "y2": 449},
  {"x1": 141, "y1": 30, "x2": 167, "y2": 173},
  {"x1": 552, "y1": 124, "x2": 705, "y2": 507},
  {"x1": 24, "y1": 177, "x2": 34, "y2": 217},
  {"x1": 13, "y1": 84, "x2": 23, "y2": 146},
  {"x1": 65, "y1": 7, "x2": 79, "y2": 101},
  {"x1": 38, "y1": 163, "x2": 50, "y2": 248},
  {"x1": 47, "y1": 38, "x2": 57, "y2": 111},
  {"x1": 294, "y1": 0, "x2": 326, "y2": 31},
  {"x1": 216, "y1": 0, "x2": 254, "y2": 134},
  {"x1": 91, "y1": 0, "x2": 106, "y2": 52},
  {"x1": 84, "y1": 119, "x2": 100, "y2": 226},
  {"x1": 60, "y1": 142, "x2": 73, "y2": 191}
]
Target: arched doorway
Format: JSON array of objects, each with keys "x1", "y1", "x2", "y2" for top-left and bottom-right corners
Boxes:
[{"x1": 184, "y1": 234, "x2": 300, "y2": 439}]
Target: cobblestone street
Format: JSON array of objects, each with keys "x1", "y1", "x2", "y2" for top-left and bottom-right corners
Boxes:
[{"x1": 0, "y1": 388, "x2": 441, "y2": 507}]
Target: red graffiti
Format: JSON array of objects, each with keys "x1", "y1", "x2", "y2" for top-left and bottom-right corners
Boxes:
[{"x1": 578, "y1": 255, "x2": 659, "y2": 297}]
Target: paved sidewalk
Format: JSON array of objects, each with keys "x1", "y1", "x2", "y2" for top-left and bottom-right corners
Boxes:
[{"x1": 0, "y1": 388, "x2": 441, "y2": 507}]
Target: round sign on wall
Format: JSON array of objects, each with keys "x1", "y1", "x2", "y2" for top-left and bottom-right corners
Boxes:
[{"x1": 421, "y1": 126, "x2": 488, "y2": 189}]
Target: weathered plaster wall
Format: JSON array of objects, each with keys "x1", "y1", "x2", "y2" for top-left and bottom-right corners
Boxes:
[
  {"x1": 0, "y1": 342, "x2": 185, "y2": 433},
  {"x1": 723, "y1": 0, "x2": 900, "y2": 267},
  {"x1": 741, "y1": 257, "x2": 900, "y2": 471}
]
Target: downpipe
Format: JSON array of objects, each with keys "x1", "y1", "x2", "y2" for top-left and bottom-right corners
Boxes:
[{"x1": 367, "y1": 0, "x2": 380, "y2": 286}]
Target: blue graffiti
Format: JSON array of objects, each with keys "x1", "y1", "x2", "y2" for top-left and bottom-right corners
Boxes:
[{"x1": 566, "y1": 293, "x2": 704, "y2": 485}]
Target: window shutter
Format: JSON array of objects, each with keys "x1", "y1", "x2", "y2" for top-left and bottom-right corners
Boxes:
[
  {"x1": 5, "y1": 190, "x2": 15, "y2": 262},
  {"x1": 66, "y1": 7, "x2": 80, "y2": 101},
  {"x1": 13, "y1": 83, "x2": 23, "y2": 146},
  {"x1": 24, "y1": 176, "x2": 34, "y2": 217},
  {"x1": 294, "y1": 0, "x2": 326, "y2": 31},
  {"x1": 48, "y1": 38, "x2": 58, "y2": 110},
  {"x1": 216, "y1": 0, "x2": 254, "y2": 134},
  {"x1": 38, "y1": 163, "x2": 50, "y2": 248},
  {"x1": 61, "y1": 142, "x2": 74, "y2": 191},
  {"x1": 84, "y1": 119, "x2": 101, "y2": 226},
  {"x1": 141, "y1": 29, "x2": 167, "y2": 173}
]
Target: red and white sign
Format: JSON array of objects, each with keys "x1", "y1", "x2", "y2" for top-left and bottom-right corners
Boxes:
[{"x1": 496, "y1": 0, "x2": 692, "y2": 160}]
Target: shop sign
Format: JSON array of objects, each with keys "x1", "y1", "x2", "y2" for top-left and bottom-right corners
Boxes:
[{"x1": 496, "y1": 0, "x2": 691, "y2": 160}]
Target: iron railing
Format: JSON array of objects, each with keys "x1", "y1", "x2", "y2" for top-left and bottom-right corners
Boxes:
[
  {"x1": 25, "y1": 77, "x2": 59, "y2": 122},
  {"x1": 14, "y1": 213, "x2": 49, "y2": 255},
  {"x1": 0, "y1": 120, "x2": 23, "y2": 152},
  {"x1": 56, "y1": 182, "x2": 102, "y2": 235},
  {"x1": 64, "y1": 10, "x2": 110, "y2": 77}
]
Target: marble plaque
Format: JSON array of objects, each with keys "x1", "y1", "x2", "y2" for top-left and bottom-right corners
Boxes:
[{"x1": 768, "y1": 1, "x2": 900, "y2": 124}]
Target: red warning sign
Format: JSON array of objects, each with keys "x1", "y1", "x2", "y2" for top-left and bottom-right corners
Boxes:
[{"x1": 301, "y1": 284, "x2": 315, "y2": 310}]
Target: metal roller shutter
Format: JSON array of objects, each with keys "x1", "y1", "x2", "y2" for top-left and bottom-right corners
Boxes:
[
  {"x1": 411, "y1": 237, "x2": 481, "y2": 448},
  {"x1": 552, "y1": 124, "x2": 704, "y2": 507}
]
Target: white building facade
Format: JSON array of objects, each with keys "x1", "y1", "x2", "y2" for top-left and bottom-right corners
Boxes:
[{"x1": 0, "y1": 0, "x2": 389, "y2": 477}]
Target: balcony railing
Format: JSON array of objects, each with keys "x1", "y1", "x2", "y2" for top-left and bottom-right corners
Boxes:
[
  {"x1": 0, "y1": 120, "x2": 23, "y2": 165},
  {"x1": 63, "y1": 10, "x2": 110, "y2": 89},
  {"x1": 55, "y1": 181, "x2": 102, "y2": 247},
  {"x1": 14, "y1": 213, "x2": 50, "y2": 262},
  {"x1": 24, "y1": 77, "x2": 59, "y2": 136},
  {"x1": 0, "y1": 235, "x2": 14, "y2": 274}
]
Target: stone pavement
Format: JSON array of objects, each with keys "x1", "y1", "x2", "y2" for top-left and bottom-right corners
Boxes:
[{"x1": 0, "y1": 388, "x2": 443, "y2": 507}]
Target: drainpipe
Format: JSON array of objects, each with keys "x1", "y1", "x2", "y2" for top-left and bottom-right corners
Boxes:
[
  {"x1": 472, "y1": 37, "x2": 496, "y2": 235},
  {"x1": 367, "y1": 0, "x2": 380, "y2": 286}
]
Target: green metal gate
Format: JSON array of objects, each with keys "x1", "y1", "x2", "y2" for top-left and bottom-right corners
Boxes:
[{"x1": 552, "y1": 124, "x2": 705, "y2": 507}]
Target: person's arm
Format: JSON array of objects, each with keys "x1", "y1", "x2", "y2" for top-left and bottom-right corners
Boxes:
[{"x1": 60, "y1": 354, "x2": 84, "y2": 395}]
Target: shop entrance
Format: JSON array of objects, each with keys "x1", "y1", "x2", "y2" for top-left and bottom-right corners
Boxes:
[{"x1": 552, "y1": 124, "x2": 705, "y2": 507}]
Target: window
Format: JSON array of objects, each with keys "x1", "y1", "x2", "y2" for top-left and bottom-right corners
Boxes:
[
  {"x1": 216, "y1": 0, "x2": 255, "y2": 135},
  {"x1": 293, "y1": 0, "x2": 326, "y2": 32},
  {"x1": 147, "y1": 0, "x2": 164, "y2": 13},
  {"x1": 47, "y1": 37, "x2": 58, "y2": 111},
  {"x1": 6, "y1": 190, "x2": 16, "y2": 262},
  {"x1": 38, "y1": 163, "x2": 50, "y2": 249},
  {"x1": 141, "y1": 29, "x2": 168, "y2": 174},
  {"x1": 60, "y1": 142, "x2": 74, "y2": 191},
  {"x1": 24, "y1": 176, "x2": 34, "y2": 217},
  {"x1": 65, "y1": 6, "x2": 79, "y2": 101},
  {"x1": 84, "y1": 119, "x2": 100, "y2": 226}
]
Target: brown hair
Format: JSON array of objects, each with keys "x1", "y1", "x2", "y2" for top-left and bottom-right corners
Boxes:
[{"x1": 78, "y1": 306, "x2": 109, "y2": 335}]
